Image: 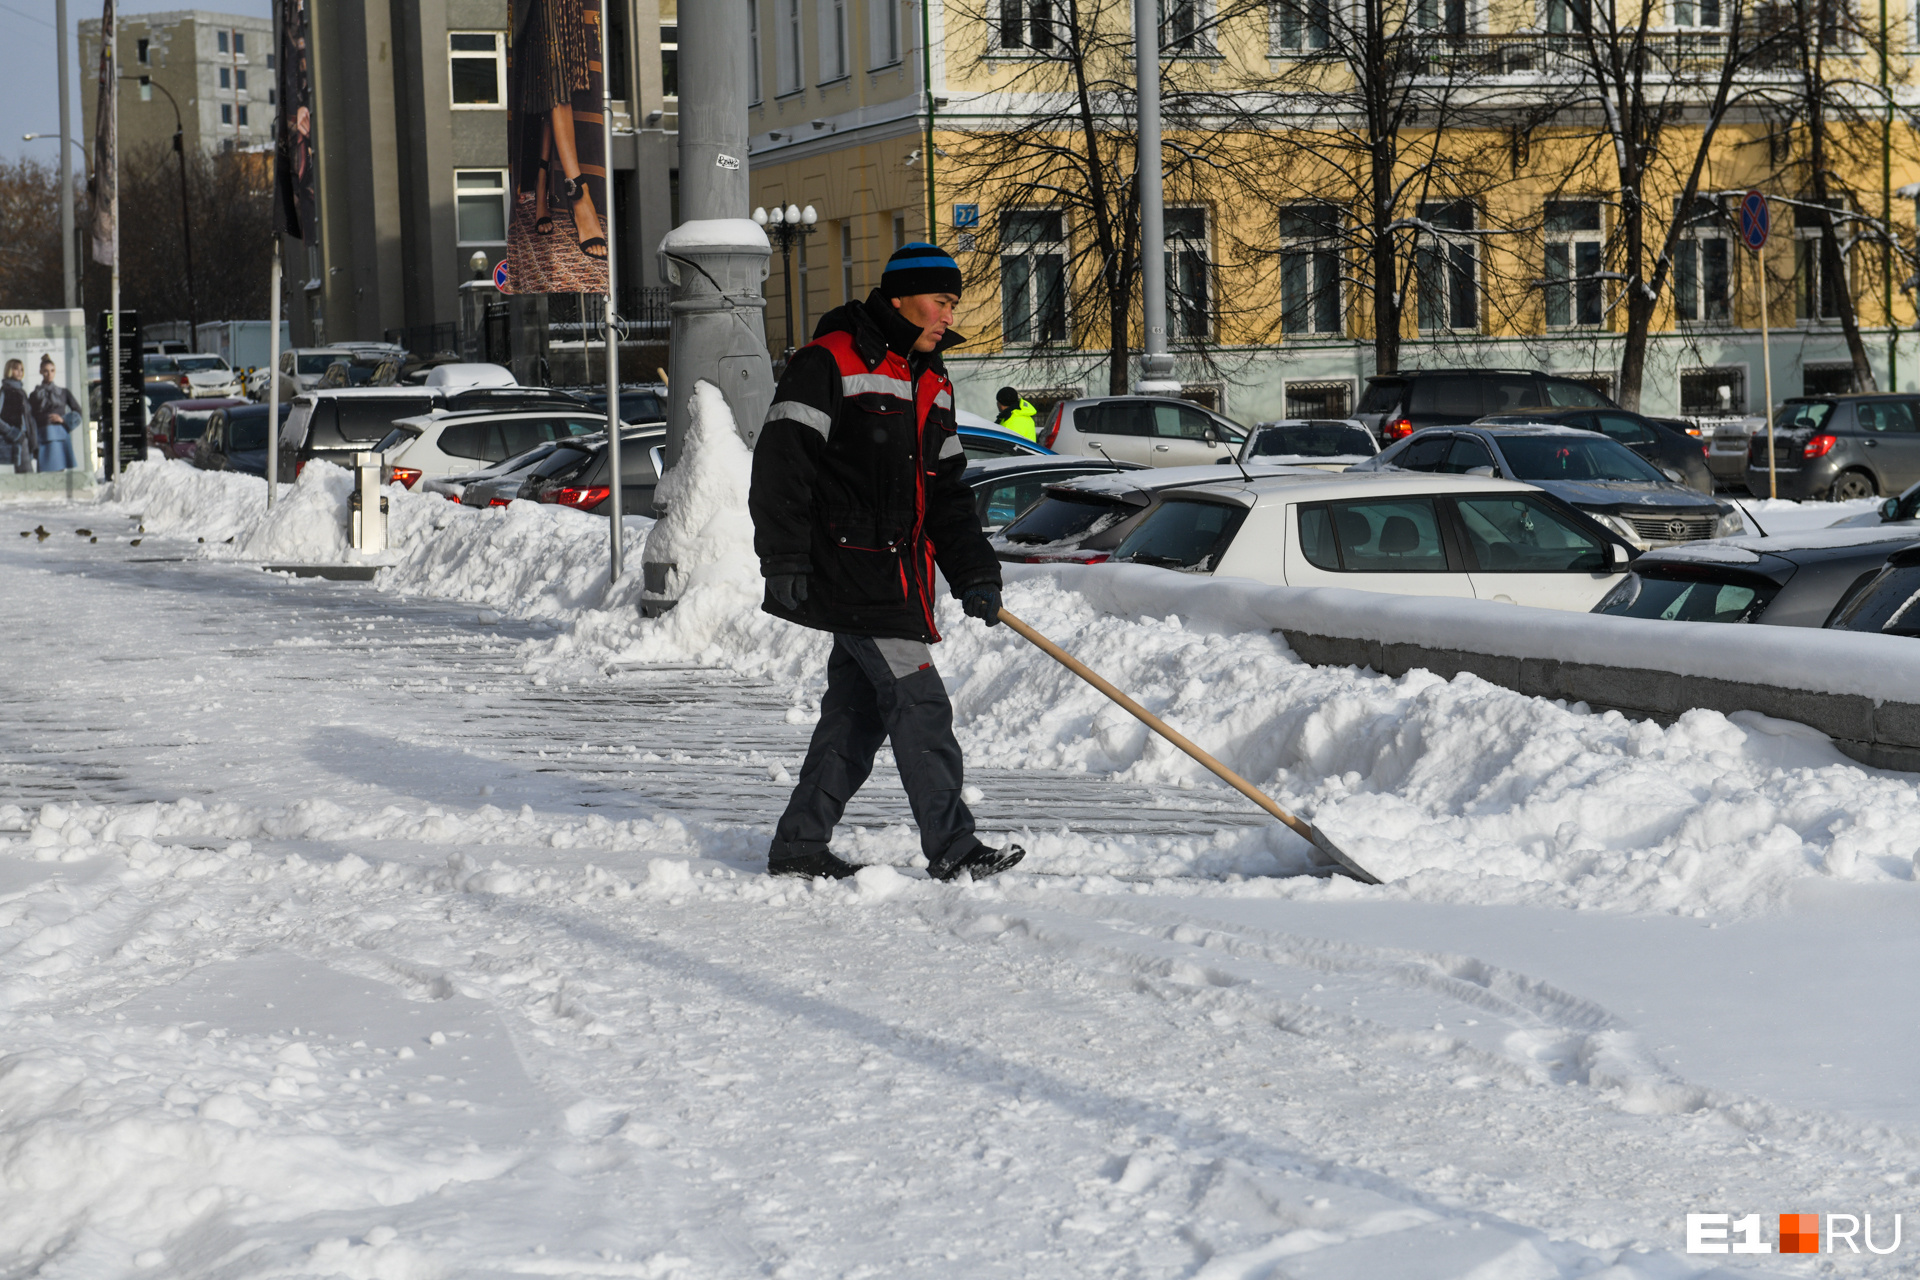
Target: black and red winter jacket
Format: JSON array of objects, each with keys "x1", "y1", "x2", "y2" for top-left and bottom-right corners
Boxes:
[{"x1": 749, "y1": 291, "x2": 1002, "y2": 642}]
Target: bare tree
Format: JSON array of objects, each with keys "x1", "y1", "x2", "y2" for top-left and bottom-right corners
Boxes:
[{"x1": 0, "y1": 158, "x2": 75, "y2": 309}]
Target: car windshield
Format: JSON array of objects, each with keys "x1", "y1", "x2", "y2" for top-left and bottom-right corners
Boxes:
[
  {"x1": 1000, "y1": 491, "x2": 1130, "y2": 545},
  {"x1": 1249, "y1": 424, "x2": 1375, "y2": 458},
  {"x1": 173, "y1": 410, "x2": 217, "y2": 441},
  {"x1": 1115, "y1": 499, "x2": 1248, "y2": 572},
  {"x1": 373, "y1": 427, "x2": 414, "y2": 453},
  {"x1": 1594, "y1": 573, "x2": 1776, "y2": 622},
  {"x1": 1829, "y1": 561, "x2": 1920, "y2": 635},
  {"x1": 179, "y1": 356, "x2": 228, "y2": 373},
  {"x1": 144, "y1": 383, "x2": 185, "y2": 406},
  {"x1": 144, "y1": 355, "x2": 181, "y2": 375},
  {"x1": 1497, "y1": 435, "x2": 1665, "y2": 483},
  {"x1": 227, "y1": 414, "x2": 272, "y2": 451},
  {"x1": 1775, "y1": 401, "x2": 1834, "y2": 432},
  {"x1": 1356, "y1": 379, "x2": 1403, "y2": 413},
  {"x1": 297, "y1": 353, "x2": 341, "y2": 374},
  {"x1": 526, "y1": 445, "x2": 596, "y2": 479}
]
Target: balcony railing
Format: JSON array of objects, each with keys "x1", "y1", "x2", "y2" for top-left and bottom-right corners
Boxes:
[{"x1": 1407, "y1": 29, "x2": 1795, "y2": 78}]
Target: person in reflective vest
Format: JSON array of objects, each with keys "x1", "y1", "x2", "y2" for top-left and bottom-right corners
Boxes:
[
  {"x1": 749, "y1": 242, "x2": 1026, "y2": 883},
  {"x1": 995, "y1": 386, "x2": 1037, "y2": 442}
]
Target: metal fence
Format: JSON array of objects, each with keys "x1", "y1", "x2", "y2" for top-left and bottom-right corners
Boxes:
[
  {"x1": 546, "y1": 288, "x2": 672, "y2": 342},
  {"x1": 1409, "y1": 29, "x2": 1794, "y2": 78}
]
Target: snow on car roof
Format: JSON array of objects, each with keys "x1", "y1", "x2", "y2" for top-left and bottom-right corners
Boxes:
[
  {"x1": 1172, "y1": 469, "x2": 1543, "y2": 508},
  {"x1": 1049, "y1": 460, "x2": 1316, "y2": 497},
  {"x1": 964, "y1": 455, "x2": 1132, "y2": 476}
]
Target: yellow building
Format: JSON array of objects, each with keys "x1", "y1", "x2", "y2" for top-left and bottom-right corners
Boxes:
[{"x1": 745, "y1": 0, "x2": 1920, "y2": 422}]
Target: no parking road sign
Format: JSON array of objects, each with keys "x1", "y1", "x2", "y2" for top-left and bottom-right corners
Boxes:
[{"x1": 1738, "y1": 190, "x2": 1770, "y2": 253}]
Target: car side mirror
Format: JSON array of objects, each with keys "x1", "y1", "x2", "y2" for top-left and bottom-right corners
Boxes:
[
  {"x1": 1609, "y1": 542, "x2": 1630, "y2": 570},
  {"x1": 1882, "y1": 496, "x2": 1902, "y2": 522},
  {"x1": 1203, "y1": 424, "x2": 1219, "y2": 447},
  {"x1": 1466, "y1": 465, "x2": 1496, "y2": 478}
]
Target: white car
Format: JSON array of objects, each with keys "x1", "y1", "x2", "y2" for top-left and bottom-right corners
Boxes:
[
  {"x1": 1107, "y1": 471, "x2": 1634, "y2": 611},
  {"x1": 1037, "y1": 395, "x2": 1248, "y2": 467},
  {"x1": 1236, "y1": 419, "x2": 1379, "y2": 471},
  {"x1": 279, "y1": 347, "x2": 361, "y2": 392},
  {"x1": 374, "y1": 407, "x2": 613, "y2": 487}
]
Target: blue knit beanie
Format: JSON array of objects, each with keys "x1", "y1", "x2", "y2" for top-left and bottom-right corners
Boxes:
[{"x1": 881, "y1": 242, "x2": 964, "y2": 299}]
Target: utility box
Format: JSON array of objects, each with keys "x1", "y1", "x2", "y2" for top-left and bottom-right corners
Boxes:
[{"x1": 349, "y1": 451, "x2": 388, "y2": 551}]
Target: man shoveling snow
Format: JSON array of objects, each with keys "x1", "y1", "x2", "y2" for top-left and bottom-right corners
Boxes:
[{"x1": 749, "y1": 243, "x2": 1024, "y2": 882}]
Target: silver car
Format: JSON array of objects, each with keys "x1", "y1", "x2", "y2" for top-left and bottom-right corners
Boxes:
[{"x1": 1036, "y1": 395, "x2": 1247, "y2": 468}]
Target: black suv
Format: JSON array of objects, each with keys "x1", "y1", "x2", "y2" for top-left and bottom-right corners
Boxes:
[
  {"x1": 1355, "y1": 368, "x2": 1617, "y2": 445},
  {"x1": 1743, "y1": 395, "x2": 1920, "y2": 502},
  {"x1": 287, "y1": 385, "x2": 587, "y2": 476}
]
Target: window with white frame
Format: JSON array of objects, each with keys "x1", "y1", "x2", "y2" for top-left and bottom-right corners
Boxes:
[
  {"x1": 870, "y1": 0, "x2": 903, "y2": 66},
  {"x1": 777, "y1": 0, "x2": 804, "y2": 94},
  {"x1": 1680, "y1": 366, "x2": 1746, "y2": 415},
  {"x1": 1163, "y1": 0, "x2": 1214, "y2": 53},
  {"x1": 1417, "y1": 201, "x2": 1478, "y2": 332},
  {"x1": 748, "y1": 0, "x2": 762, "y2": 103},
  {"x1": 1671, "y1": 0, "x2": 1722, "y2": 25},
  {"x1": 219, "y1": 66, "x2": 230, "y2": 89},
  {"x1": 996, "y1": 0, "x2": 1058, "y2": 52},
  {"x1": 1673, "y1": 196, "x2": 1729, "y2": 324},
  {"x1": 1272, "y1": 0, "x2": 1331, "y2": 51},
  {"x1": 1280, "y1": 203, "x2": 1341, "y2": 334},
  {"x1": 1545, "y1": 0, "x2": 1588, "y2": 32},
  {"x1": 1544, "y1": 200, "x2": 1603, "y2": 328},
  {"x1": 820, "y1": 0, "x2": 849, "y2": 82},
  {"x1": 1001, "y1": 210, "x2": 1068, "y2": 344},
  {"x1": 1795, "y1": 200, "x2": 1847, "y2": 322},
  {"x1": 449, "y1": 32, "x2": 504, "y2": 108},
  {"x1": 1415, "y1": 0, "x2": 1469, "y2": 33},
  {"x1": 1165, "y1": 208, "x2": 1212, "y2": 339},
  {"x1": 233, "y1": 30, "x2": 245, "y2": 54},
  {"x1": 455, "y1": 169, "x2": 508, "y2": 244}
]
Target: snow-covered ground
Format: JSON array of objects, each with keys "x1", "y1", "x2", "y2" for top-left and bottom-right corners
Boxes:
[{"x1": 4, "y1": 437, "x2": 1917, "y2": 1278}]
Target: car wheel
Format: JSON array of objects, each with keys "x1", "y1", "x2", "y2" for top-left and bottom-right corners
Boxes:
[{"x1": 1828, "y1": 469, "x2": 1877, "y2": 502}]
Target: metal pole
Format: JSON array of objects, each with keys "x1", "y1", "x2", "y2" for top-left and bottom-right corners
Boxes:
[
  {"x1": 267, "y1": 235, "x2": 281, "y2": 506},
  {"x1": 1758, "y1": 231, "x2": 1776, "y2": 500},
  {"x1": 1882, "y1": 0, "x2": 1897, "y2": 390},
  {"x1": 600, "y1": 0, "x2": 623, "y2": 583},
  {"x1": 781, "y1": 234, "x2": 795, "y2": 357},
  {"x1": 1132, "y1": 0, "x2": 1175, "y2": 394},
  {"x1": 56, "y1": 0, "x2": 75, "y2": 309},
  {"x1": 920, "y1": 0, "x2": 935, "y2": 237},
  {"x1": 109, "y1": 19, "x2": 121, "y2": 485}
]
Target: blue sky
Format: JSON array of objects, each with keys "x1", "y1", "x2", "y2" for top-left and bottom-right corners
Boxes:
[{"x1": 0, "y1": 0, "x2": 272, "y2": 167}]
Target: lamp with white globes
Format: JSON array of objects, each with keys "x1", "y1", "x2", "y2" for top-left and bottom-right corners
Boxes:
[{"x1": 752, "y1": 203, "x2": 820, "y2": 360}]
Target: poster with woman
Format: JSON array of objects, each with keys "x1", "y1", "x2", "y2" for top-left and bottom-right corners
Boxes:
[
  {"x1": 0, "y1": 311, "x2": 91, "y2": 487},
  {"x1": 504, "y1": 0, "x2": 610, "y2": 296}
]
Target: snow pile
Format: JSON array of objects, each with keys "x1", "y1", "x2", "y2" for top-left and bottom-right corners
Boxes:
[{"x1": 637, "y1": 380, "x2": 757, "y2": 598}]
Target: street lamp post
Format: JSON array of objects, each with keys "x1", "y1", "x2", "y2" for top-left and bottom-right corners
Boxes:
[
  {"x1": 124, "y1": 75, "x2": 198, "y2": 343},
  {"x1": 23, "y1": 133, "x2": 87, "y2": 309},
  {"x1": 752, "y1": 203, "x2": 817, "y2": 362}
]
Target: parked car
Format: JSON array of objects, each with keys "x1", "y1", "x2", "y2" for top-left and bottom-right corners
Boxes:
[
  {"x1": 553, "y1": 383, "x2": 669, "y2": 422},
  {"x1": 423, "y1": 440, "x2": 581, "y2": 503},
  {"x1": 1594, "y1": 528, "x2": 1920, "y2": 626},
  {"x1": 373, "y1": 408, "x2": 612, "y2": 487},
  {"x1": 1475, "y1": 406, "x2": 1713, "y2": 493},
  {"x1": 1830, "y1": 479, "x2": 1920, "y2": 529},
  {"x1": 148, "y1": 396, "x2": 246, "y2": 460},
  {"x1": 963, "y1": 455, "x2": 1145, "y2": 532},
  {"x1": 1353, "y1": 368, "x2": 1616, "y2": 444},
  {"x1": 1743, "y1": 394, "x2": 1920, "y2": 502},
  {"x1": 520, "y1": 426, "x2": 669, "y2": 516},
  {"x1": 463, "y1": 438, "x2": 607, "y2": 508},
  {"x1": 1107, "y1": 471, "x2": 1634, "y2": 610},
  {"x1": 1034, "y1": 395, "x2": 1246, "y2": 467},
  {"x1": 279, "y1": 347, "x2": 362, "y2": 392},
  {"x1": 989, "y1": 460, "x2": 1305, "y2": 564},
  {"x1": 191, "y1": 403, "x2": 293, "y2": 478},
  {"x1": 959, "y1": 423, "x2": 1052, "y2": 459},
  {"x1": 1827, "y1": 543, "x2": 1920, "y2": 636},
  {"x1": 285, "y1": 385, "x2": 583, "y2": 476},
  {"x1": 1236, "y1": 420, "x2": 1378, "y2": 470},
  {"x1": 1354, "y1": 423, "x2": 1738, "y2": 549},
  {"x1": 142, "y1": 380, "x2": 187, "y2": 417},
  {"x1": 145, "y1": 353, "x2": 243, "y2": 399}
]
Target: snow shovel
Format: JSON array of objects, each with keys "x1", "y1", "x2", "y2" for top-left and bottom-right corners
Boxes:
[{"x1": 997, "y1": 607, "x2": 1381, "y2": 886}]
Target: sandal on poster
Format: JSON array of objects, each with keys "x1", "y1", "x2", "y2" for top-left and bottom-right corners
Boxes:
[
  {"x1": 533, "y1": 160, "x2": 554, "y2": 235},
  {"x1": 564, "y1": 176, "x2": 608, "y2": 261}
]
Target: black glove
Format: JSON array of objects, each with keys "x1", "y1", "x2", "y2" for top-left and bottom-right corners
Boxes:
[
  {"x1": 767, "y1": 572, "x2": 809, "y2": 611},
  {"x1": 961, "y1": 584, "x2": 1003, "y2": 626}
]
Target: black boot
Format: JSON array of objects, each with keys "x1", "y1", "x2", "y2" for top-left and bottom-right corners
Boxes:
[
  {"x1": 768, "y1": 848, "x2": 863, "y2": 879},
  {"x1": 927, "y1": 842, "x2": 1025, "y2": 882}
]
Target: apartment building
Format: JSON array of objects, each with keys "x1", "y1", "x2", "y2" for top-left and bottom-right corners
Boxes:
[
  {"x1": 292, "y1": 0, "x2": 678, "y2": 350},
  {"x1": 749, "y1": 0, "x2": 1920, "y2": 423},
  {"x1": 80, "y1": 10, "x2": 277, "y2": 158}
]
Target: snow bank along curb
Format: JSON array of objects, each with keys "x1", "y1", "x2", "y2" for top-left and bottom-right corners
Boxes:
[{"x1": 1012, "y1": 563, "x2": 1920, "y2": 773}]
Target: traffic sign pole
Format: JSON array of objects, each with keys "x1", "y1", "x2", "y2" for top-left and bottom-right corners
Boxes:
[{"x1": 1740, "y1": 190, "x2": 1777, "y2": 500}]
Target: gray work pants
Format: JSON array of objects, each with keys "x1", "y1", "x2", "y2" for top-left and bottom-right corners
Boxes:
[{"x1": 771, "y1": 633, "x2": 977, "y2": 864}]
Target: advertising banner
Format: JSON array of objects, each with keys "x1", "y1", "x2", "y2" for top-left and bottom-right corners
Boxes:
[
  {"x1": 504, "y1": 0, "x2": 609, "y2": 296},
  {"x1": 90, "y1": 0, "x2": 116, "y2": 266},
  {"x1": 275, "y1": 0, "x2": 315, "y2": 242},
  {"x1": 0, "y1": 311, "x2": 92, "y2": 491}
]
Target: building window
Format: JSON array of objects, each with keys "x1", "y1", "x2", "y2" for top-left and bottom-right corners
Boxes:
[
  {"x1": 449, "y1": 33, "x2": 505, "y2": 108},
  {"x1": 871, "y1": 0, "x2": 902, "y2": 66},
  {"x1": 236, "y1": 68, "x2": 247, "y2": 91},
  {"x1": 778, "y1": 0, "x2": 804, "y2": 93},
  {"x1": 218, "y1": 30, "x2": 229, "y2": 53},
  {"x1": 1286, "y1": 379, "x2": 1354, "y2": 417},
  {"x1": 1272, "y1": 0, "x2": 1331, "y2": 50},
  {"x1": 220, "y1": 103, "x2": 233, "y2": 124},
  {"x1": 1674, "y1": 197, "x2": 1729, "y2": 324},
  {"x1": 1672, "y1": 0, "x2": 1721, "y2": 22},
  {"x1": 997, "y1": 0, "x2": 1056, "y2": 51},
  {"x1": 1280, "y1": 203, "x2": 1341, "y2": 334},
  {"x1": 456, "y1": 169, "x2": 509, "y2": 244},
  {"x1": 1546, "y1": 0, "x2": 1588, "y2": 31},
  {"x1": 841, "y1": 222, "x2": 855, "y2": 302},
  {"x1": 1544, "y1": 200, "x2": 1603, "y2": 328},
  {"x1": 748, "y1": 0, "x2": 762, "y2": 102},
  {"x1": 1416, "y1": 0, "x2": 1469, "y2": 31},
  {"x1": 219, "y1": 66, "x2": 231, "y2": 88},
  {"x1": 1001, "y1": 209, "x2": 1068, "y2": 344},
  {"x1": 1680, "y1": 366, "x2": 1746, "y2": 415},
  {"x1": 1165, "y1": 208, "x2": 1211, "y2": 339},
  {"x1": 268, "y1": 52, "x2": 275, "y2": 69},
  {"x1": 1795, "y1": 201, "x2": 1846, "y2": 322},
  {"x1": 137, "y1": 37, "x2": 149, "y2": 63},
  {"x1": 1416, "y1": 201, "x2": 1478, "y2": 332},
  {"x1": 233, "y1": 31, "x2": 245, "y2": 55},
  {"x1": 237, "y1": 105, "x2": 249, "y2": 127},
  {"x1": 893, "y1": 213, "x2": 906, "y2": 249},
  {"x1": 822, "y1": 0, "x2": 849, "y2": 81},
  {"x1": 1164, "y1": 0, "x2": 1213, "y2": 54},
  {"x1": 660, "y1": 24, "x2": 678, "y2": 97}
]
